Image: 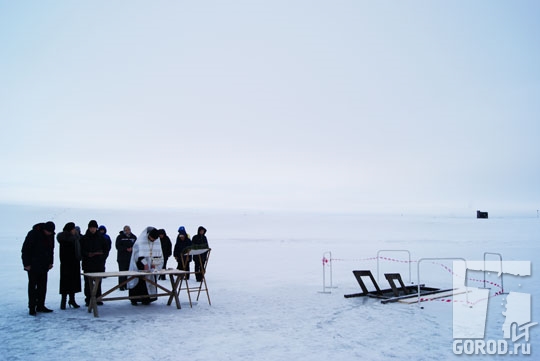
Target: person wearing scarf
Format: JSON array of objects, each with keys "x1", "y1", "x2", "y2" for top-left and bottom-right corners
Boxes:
[{"x1": 127, "y1": 227, "x2": 163, "y2": 305}]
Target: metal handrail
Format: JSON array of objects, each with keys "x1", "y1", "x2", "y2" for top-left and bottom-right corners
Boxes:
[
  {"x1": 320, "y1": 251, "x2": 336, "y2": 293},
  {"x1": 483, "y1": 252, "x2": 506, "y2": 294}
]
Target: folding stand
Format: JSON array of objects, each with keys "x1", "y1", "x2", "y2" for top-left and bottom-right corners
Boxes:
[{"x1": 178, "y1": 248, "x2": 211, "y2": 306}]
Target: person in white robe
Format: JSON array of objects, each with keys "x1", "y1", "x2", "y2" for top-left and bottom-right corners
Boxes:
[{"x1": 127, "y1": 227, "x2": 163, "y2": 305}]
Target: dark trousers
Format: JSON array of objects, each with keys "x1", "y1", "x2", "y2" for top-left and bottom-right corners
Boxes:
[
  {"x1": 159, "y1": 257, "x2": 170, "y2": 280},
  {"x1": 177, "y1": 261, "x2": 190, "y2": 280},
  {"x1": 194, "y1": 255, "x2": 207, "y2": 282},
  {"x1": 163, "y1": 257, "x2": 169, "y2": 270},
  {"x1": 118, "y1": 259, "x2": 130, "y2": 286},
  {"x1": 27, "y1": 270, "x2": 48, "y2": 309}
]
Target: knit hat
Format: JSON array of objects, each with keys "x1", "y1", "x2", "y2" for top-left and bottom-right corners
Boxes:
[
  {"x1": 63, "y1": 222, "x2": 75, "y2": 232},
  {"x1": 44, "y1": 221, "x2": 55, "y2": 233},
  {"x1": 178, "y1": 226, "x2": 186, "y2": 233},
  {"x1": 158, "y1": 229, "x2": 166, "y2": 236},
  {"x1": 88, "y1": 220, "x2": 99, "y2": 228}
]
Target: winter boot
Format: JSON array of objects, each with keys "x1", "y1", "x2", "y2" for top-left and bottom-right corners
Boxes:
[
  {"x1": 68, "y1": 293, "x2": 80, "y2": 308},
  {"x1": 60, "y1": 294, "x2": 67, "y2": 310}
]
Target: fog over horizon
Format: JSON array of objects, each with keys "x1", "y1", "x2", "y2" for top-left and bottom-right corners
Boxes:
[{"x1": 1, "y1": 1, "x2": 539, "y2": 215}]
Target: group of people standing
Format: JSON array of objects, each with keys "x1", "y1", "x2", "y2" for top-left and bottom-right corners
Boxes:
[
  {"x1": 174, "y1": 226, "x2": 210, "y2": 282},
  {"x1": 21, "y1": 220, "x2": 209, "y2": 316}
]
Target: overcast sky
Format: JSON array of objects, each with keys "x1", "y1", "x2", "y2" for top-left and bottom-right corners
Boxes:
[{"x1": 1, "y1": 1, "x2": 539, "y2": 214}]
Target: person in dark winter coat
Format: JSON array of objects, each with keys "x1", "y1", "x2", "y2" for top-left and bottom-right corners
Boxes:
[
  {"x1": 98, "y1": 225, "x2": 112, "y2": 267},
  {"x1": 191, "y1": 226, "x2": 210, "y2": 282},
  {"x1": 158, "y1": 229, "x2": 172, "y2": 280},
  {"x1": 21, "y1": 221, "x2": 55, "y2": 315},
  {"x1": 115, "y1": 225, "x2": 137, "y2": 290},
  {"x1": 57, "y1": 222, "x2": 82, "y2": 309},
  {"x1": 173, "y1": 226, "x2": 192, "y2": 279},
  {"x1": 80, "y1": 220, "x2": 110, "y2": 306}
]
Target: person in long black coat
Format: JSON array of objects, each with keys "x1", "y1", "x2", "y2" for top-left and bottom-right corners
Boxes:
[
  {"x1": 191, "y1": 226, "x2": 209, "y2": 282},
  {"x1": 21, "y1": 221, "x2": 55, "y2": 315},
  {"x1": 80, "y1": 220, "x2": 109, "y2": 306},
  {"x1": 57, "y1": 222, "x2": 82, "y2": 309},
  {"x1": 157, "y1": 229, "x2": 172, "y2": 280},
  {"x1": 173, "y1": 226, "x2": 192, "y2": 279},
  {"x1": 116, "y1": 225, "x2": 137, "y2": 290}
]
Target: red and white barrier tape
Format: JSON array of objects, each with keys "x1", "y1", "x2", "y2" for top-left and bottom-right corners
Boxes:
[{"x1": 324, "y1": 256, "x2": 505, "y2": 305}]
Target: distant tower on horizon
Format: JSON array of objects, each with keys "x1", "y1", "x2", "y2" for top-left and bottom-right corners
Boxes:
[{"x1": 477, "y1": 210, "x2": 488, "y2": 219}]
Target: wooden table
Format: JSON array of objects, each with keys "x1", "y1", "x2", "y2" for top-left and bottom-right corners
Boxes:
[{"x1": 82, "y1": 269, "x2": 190, "y2": 317}]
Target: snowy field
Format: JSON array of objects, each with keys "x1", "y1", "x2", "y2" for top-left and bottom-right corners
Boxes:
[{"x1": 1, "y1": 204, "x2": 538, "y2": 360}]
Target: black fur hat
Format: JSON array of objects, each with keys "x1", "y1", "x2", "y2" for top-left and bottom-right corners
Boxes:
[
  {"x1": 43, "y1": 221, "x2": 55, "y2": 233},
  {"x1": 63, "y1": 222, "x2": 75, "y2": 232}
]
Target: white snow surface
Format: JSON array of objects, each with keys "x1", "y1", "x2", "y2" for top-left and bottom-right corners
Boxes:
[{"x1": 1, "y1": 204, "x2": 539, "y2": 360}]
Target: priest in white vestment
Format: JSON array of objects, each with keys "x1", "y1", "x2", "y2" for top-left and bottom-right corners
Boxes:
[{"x1": 127, "y1": 227, "x2": 163, "y2": 305}]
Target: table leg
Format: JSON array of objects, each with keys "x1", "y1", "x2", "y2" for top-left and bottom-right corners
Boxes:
[
  {"x1": 167, "y1": 274, "x2": 182, "y2": 309},
  {"x1": 89, "y1": 277, "x2": 101, "y2": 317}
]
